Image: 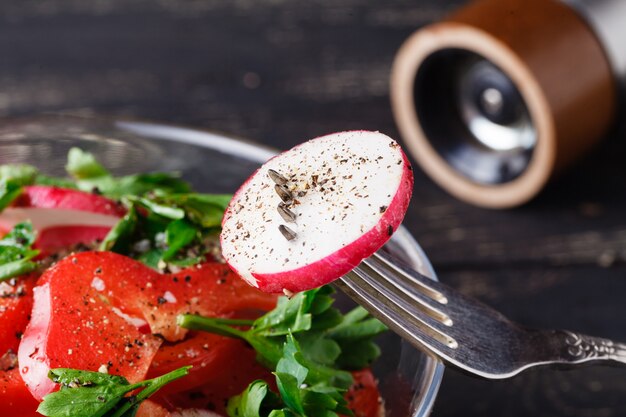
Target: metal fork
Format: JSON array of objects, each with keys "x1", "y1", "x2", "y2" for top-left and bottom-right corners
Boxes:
[{"x1": 336, "y1": 250, "x2": 626, "y2": 379}]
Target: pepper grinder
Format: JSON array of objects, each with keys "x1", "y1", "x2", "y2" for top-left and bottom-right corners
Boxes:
[{"x1": 391, "y1": 0, "x2": 626, "y2": 208}]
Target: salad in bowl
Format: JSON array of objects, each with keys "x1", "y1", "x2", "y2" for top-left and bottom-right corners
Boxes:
[{"x1": 0, "y1": 116, "x2": 444, "y2": 417}]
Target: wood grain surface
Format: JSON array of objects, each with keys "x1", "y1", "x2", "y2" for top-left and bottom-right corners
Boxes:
[{"x1": 1, "y1": 1, "x2": 625, "y2": 415}]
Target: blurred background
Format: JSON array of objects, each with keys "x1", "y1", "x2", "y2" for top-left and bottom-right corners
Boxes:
[
  {"x1": 1, "y1": 0, "x2": 626, "y2": 415},
  {"x1": 0, "y1": 0, "x2": 466, "y2": 138}
]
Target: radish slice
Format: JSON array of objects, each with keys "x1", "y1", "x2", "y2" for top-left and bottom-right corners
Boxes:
[
  {"x1": 35, "y1": 225, "x2": 113, "y2": 254},
  {"x1": 221, "y1": 131, "x2": 414, "y2": 293},
  {"x1": 15, "y1": 185, "x2": 126, "y2": 217},
  {"x1": 0, "y1": 185, "x2": 124, "y2": 254},
  {"x1": 0, "y1": 207, "x2": 121, "y2": 231},
  {"x1": 0, "y1": 207, "x2": 121, "y2": 256}
]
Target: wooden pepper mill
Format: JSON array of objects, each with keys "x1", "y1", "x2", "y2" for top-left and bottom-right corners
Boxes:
[{"x1": 391, "y1": 0, "x2": 626, "y2": 208}]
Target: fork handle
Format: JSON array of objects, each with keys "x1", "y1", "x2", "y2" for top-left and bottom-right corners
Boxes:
[{"x1": 551, "y1": 330, "x2": 626, "y2": 365}]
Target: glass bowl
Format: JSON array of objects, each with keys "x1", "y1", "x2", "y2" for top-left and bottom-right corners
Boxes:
[{"x1": 0, "y1": 114, "x2": 444, "y2": 416}]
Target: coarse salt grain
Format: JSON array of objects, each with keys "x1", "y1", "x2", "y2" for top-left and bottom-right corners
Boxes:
[
  {"x1": 163, "y1": 291, "x2": 177, "y2": 303},
  {"x1": 91, "y1": 277, "x2": 105, "y2": 291}
]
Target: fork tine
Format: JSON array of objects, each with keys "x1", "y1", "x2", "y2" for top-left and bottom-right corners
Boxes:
[
  {"x1": 372, "y1": 251, "x2": 448, "y2": 304},
  {"x1": 344, "y1": 266, "x2": 458, "y2": 349},
  {"x1": 351, "y1": 264, "x2": 457, "y2": 348},
  {"x1": 362, "y1": 257, "x2": 453, "y2": 326}
]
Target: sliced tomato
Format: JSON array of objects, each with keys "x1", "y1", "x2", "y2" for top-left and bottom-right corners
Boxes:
[
  {"x1": 14, "y1": 185, "x2": 125, "y2": 217},
  {"x1": 18, "y1": 256, "x2": 163, "y2": 401},
  {"x1": 0, "y1": 274, "x2": 36, "y2": 356},
  {"x1": 18, "y1": 251, "x2": 277, "y2": 401},
  {"x1": 21, "y1": 251, "x2": 277, "y2": 342},
  {"x1": 148, "y1": 333, "x2": 258, "y2": 393},
  {"x1": 138, "y1": 261, "x2": 278, "y2": 341},
  {"x1": 149, "y1": 332, "x2": 272, "y2": 413},
  {"x1": 345, "y1": 369, "x2": 382, "y2": 417},
  {"x1": 0, "y1": 367, "x2": 40, "y2": 417},
  {"x1": 0, "y1": 274, "x2": 40, "y2": 417}
]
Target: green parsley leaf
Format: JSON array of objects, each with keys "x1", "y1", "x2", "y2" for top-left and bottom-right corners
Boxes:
[
  {"x1": 66, "y1": 147, "x2": 110, "y2": 180},
  {"x1": 65, "y1": 147, "x2": 191, "y2": 199},
  {"x1": 99, "y1": 172, "x2": 190, "y2": 199},
  {"x1": 163, "y1": 219, "x2": 197, "y2": 261},
  {"x1": 100, "y1": 206, "x2": 139, "y2": 253},
  {"x1": 0, "y1": 221, "x2": 36, "y2": 249},
  {"x1": 0, "y1": 222, "x2": 40, "y2": 282},
  {"x1": 0, "y1": 179, "x2": 23, "y2": 211},
  {"x1": 0, "y1": 250, "x2": 40, "y2": 281},
  {"x1": 276, "y1": 334, "x2": 309, "y2": 387},
  {"x1": 127, "y1": 196, "x2": 185, "y2": 220},
  {"x1": 179, "y1": 286, "x2": 384, "y2": 417},
  {"x1": 0, "y1": 164, "x2": 38, "y2": 185},
  {"x1": 327, "y1": 306, "x2": 388, "y2": 369},
  {"x1": 294, "y1": 332, "x2": 340, "y2": 366},
  {"x1": 137, "y1": 248, "x2": 164, "y2": 270},
  {"x1": 177, "y1": 289, "x2": 327, "y2": 368},
  {"x1": 33, "y1": 174, "x2": 78, "y2": 189},
  {"x1": 102, "y1": 191, "x2": 228, "y2": 270},
  {"x1": 274, "y1": 372, "x2": 305, "y2": 415},
  {"x1": 38, "y1": 366, "x2": 190, "y2": 417},
  {"x1": 39, "y1": 382, "x2": 132, "y2": 417},
  {"x1": 48, "y1": 368, "x2": 129, "y2": 386},
  {"x1": 228, "y1": 334, "x2": 352, "y2": 417},
  {"x1": 156, "y1": 193, "x2": 231, "y2": 228},
  {"x1": 227, "y1": 380, "x2": 283, "y2": 417}
]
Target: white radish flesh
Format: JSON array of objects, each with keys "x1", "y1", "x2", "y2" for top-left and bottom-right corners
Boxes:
[{"x1": 221, "y1": 131, "x2": 413, "y2": 293}]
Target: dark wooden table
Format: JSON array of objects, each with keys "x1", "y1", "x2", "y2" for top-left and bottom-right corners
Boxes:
[{"x1": 2, "y1": 1, "x2": 626, "y2": 415}]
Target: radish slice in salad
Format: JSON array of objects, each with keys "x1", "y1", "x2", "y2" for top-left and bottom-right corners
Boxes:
[
  {"x1": 2, "y1": 185, "x2": 123, "y2": 231},
  {"x1": 14, "y1": 185, "x2": 126, "y2": 217},
  {"x1": 0, "y1": 207, "x2": 120, "y2": 232},
  {"x1": 221, "y1": 131, "x2": 414, "y2": 293},
  {"x1": 0, "y1": 186, "x2": 123, "y2": 253}
]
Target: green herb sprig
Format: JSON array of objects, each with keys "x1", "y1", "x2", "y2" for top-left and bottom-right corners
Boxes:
[
  {"x1": 0, "y1": 149, "x2": 191, "y2": 211},
  {"x1": 62, "y1": 148, "x2": 230, "y2": 269},
  {"x1": 38, "y1": 366, "x2": 190, "y2": 417},
  {"x1": 0, "y1": 148, "x2": 232, "y2": 270},
  {"x1": 0, "y1": 164, "x2": 39, "y2": 210},
  {"x1": 227, "y1": 334, "x2": 353, "y2": 417},
  {"x1": 64, "y1": 147, "x2": 191, "y2": 198},
  {"x1": 0, "y1": 221, "x2": 40, "y2": 281},
  {"x1": 98, "y1": 191, "x2": 231, "y2": 270},
  {"x1": 178, "y1": 286, "x2": 387, "y2": 417}
]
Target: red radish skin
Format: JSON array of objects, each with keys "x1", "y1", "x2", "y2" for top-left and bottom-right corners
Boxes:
[
  {"x1": 14, "y1": 186, "x2": 125, "y2": 217},
  {"x1": 221, "y1": 131, "x2": 413, "y2": 293},
  {"x1": 34, "y1": 225, "x2": 112, "y2": 254}
]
